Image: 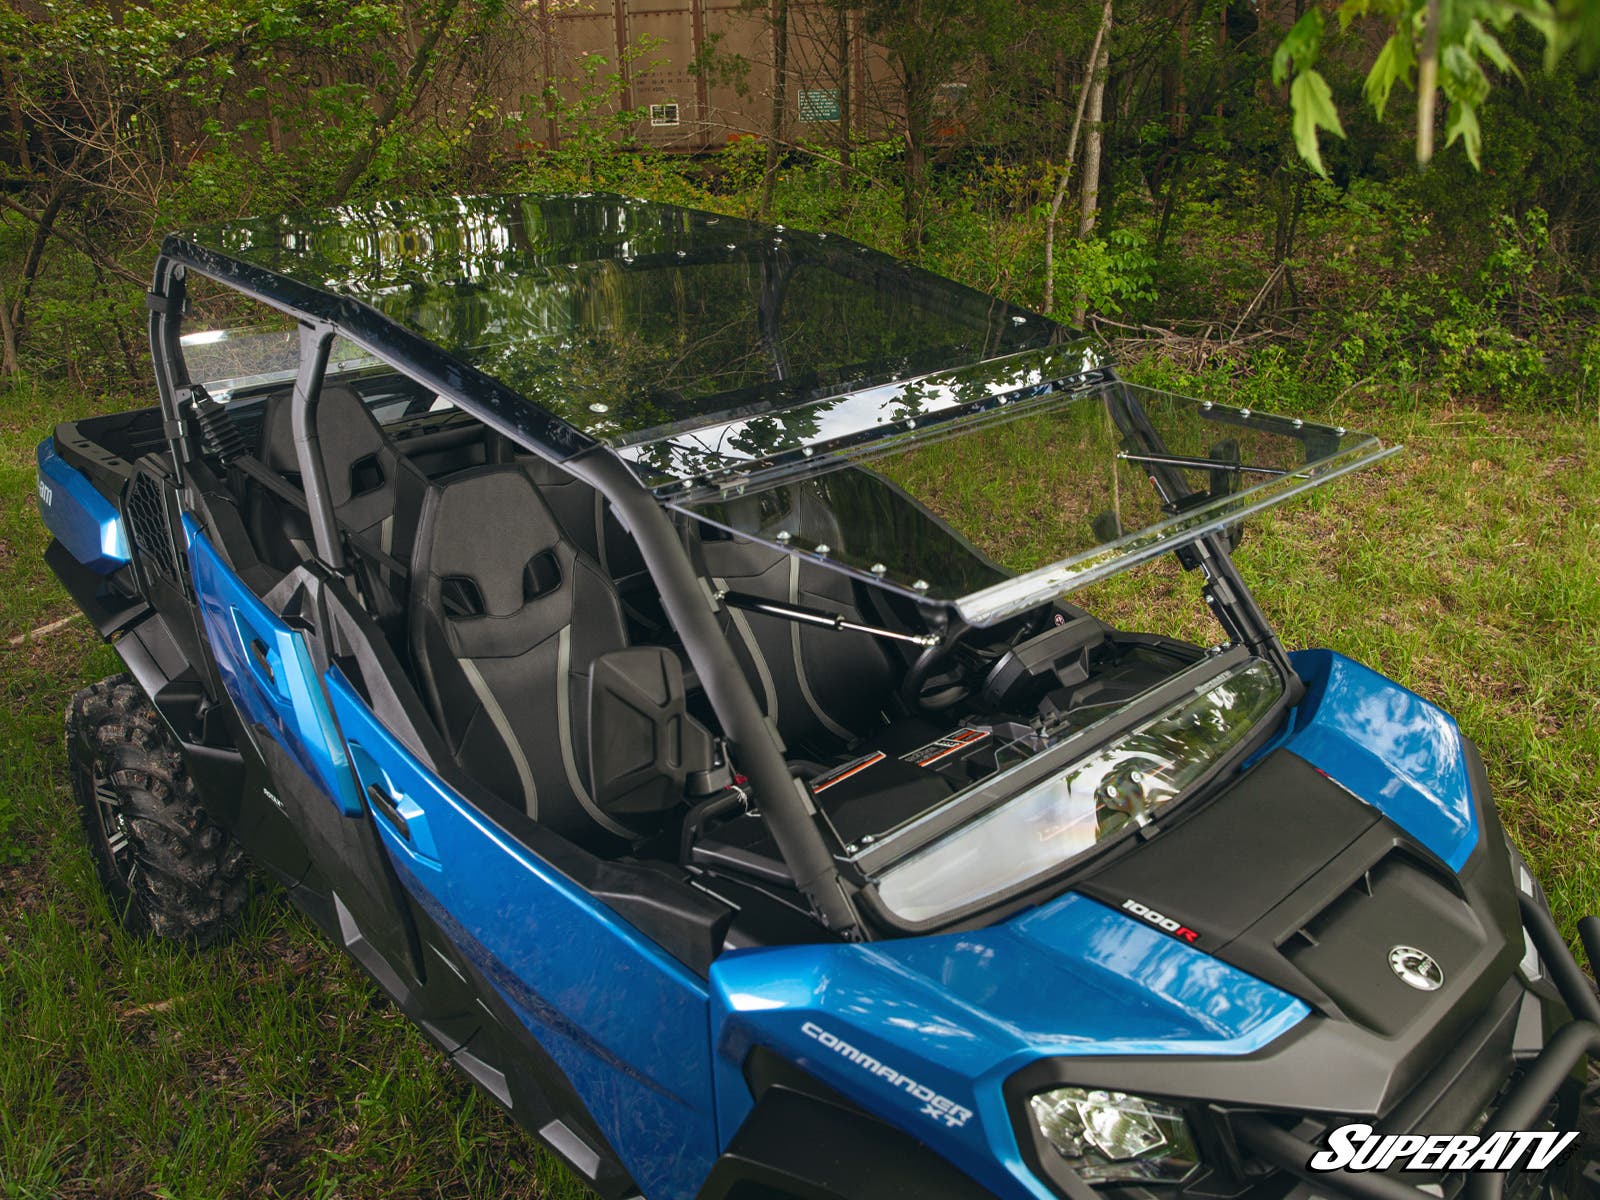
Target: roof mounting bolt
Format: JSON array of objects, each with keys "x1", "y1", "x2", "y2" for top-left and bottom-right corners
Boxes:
[
  {"x1": 845, "y1": 843, "x2": 859, "y2": 854},
  {"x1": 870, "y1": 562, "x2": 888, "y2": 575},
  {"x1": 861, "y1": 834, "x2": 876, "y2": 845},
  {"x1": 1011, "y1": 315, "x2": 1027, "y2": 325},
  {"x1": 707, "y1": 217, "x2": 720, "y2": 224},
  {"x1": 1204, "y1": 592, "x2": 1215, "y2": 604},
  {"x1": 622, "y1": 255, "x2": 635, "y2": 264},
  {"x1": 1292, "y1": 417, "x2": 1304, "y2": 428},
  {"x1": 1200, "y1": 400, "x2": 1213, "y2": 410},
  {"x1": 589, "y1": 402, "x2": 609, "y2": 413},
  {"x1": 1336, "y1": 425, "x2": 1347, "y2": 436},
  {"x1": 1240, "y1": 407, "x2": 1252, "y2": 419},
  {"x1": 676, "y1": 250, "x2": 687, "y2": 258},
  {"x1": 776, "y1": 530, "x2": 792, "y2": 543},
  {"x1": 815, "y1": 543, "x2": 831, "y2": 556},
  {"x1": 566, "y1": 263, "x2": 579, "y2": 271},
  {"x1": 775, "y1": 224, "x2": 786, "y2": 231},
  {"x1": 725, "y1": 243, "x2": 736, "y2": 251},
  {"x1": 913, "y1": 579, "x2": 930, "y2": 592},
  {"x1": 802, "y1": 447, "x2": 814, "y2": 458},
  {"x1": 905, "y1": 418, "x2": 916, "y2": 428}
]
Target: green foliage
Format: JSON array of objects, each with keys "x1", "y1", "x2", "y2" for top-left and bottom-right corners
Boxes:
[
  {"x1": 1051, "y1": 228, "x2": 1158, "y2": 317},
  {"x1": 1278, "y1": 0, "x2": 1597, "y2": 172}
]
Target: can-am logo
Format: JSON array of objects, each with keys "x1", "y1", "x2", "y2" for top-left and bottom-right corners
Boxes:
[
  {"x1": 1121, "y1": 898, "x2": 1200, "y2": 944},
  {"x1": 1309, "y1": 1123, "x2": 1579, "y2": 1174},
  {"x1": 801, "y1": 1021, "x2": 973, "y2": 1129},
  {"x1": 37, "y1": 479, "x2": 52, "y2": 507}
]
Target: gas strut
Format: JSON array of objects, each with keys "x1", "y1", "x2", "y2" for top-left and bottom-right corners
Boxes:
[
  {"x1": 1116, "y1": 451, "x2": 1287, "y2": 477},
  {"x1": 715, "y1": 589, "x2": 940, "y2": 648}
]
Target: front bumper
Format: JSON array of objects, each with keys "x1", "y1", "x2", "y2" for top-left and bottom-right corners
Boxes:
[{"x1": 1231, "y1": 898, "x2": 1600, "y2": 1200}]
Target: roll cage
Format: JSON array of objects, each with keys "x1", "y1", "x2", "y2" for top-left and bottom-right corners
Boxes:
[{"x1": 146, "y1": 198, "x2": 1389, "y2": 942}]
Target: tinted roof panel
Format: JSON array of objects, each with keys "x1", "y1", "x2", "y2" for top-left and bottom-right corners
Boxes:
[{"x1": 182, "y1": 193, "x2": 1069, "y2": 445}]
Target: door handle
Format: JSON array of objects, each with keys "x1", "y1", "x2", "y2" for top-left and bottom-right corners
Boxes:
[
  {"x1": 231, "y1": 607, "x2": 290, "y2": 700},
  {"x1": 248, "y1": 637, "x2": 275, "y2": 685},
  {"x1": 345, "y1": 741, "x2": 439, "y2": 865},
  {"x1": 366, "y1": 781, "x2": 410, "y2": 840}
]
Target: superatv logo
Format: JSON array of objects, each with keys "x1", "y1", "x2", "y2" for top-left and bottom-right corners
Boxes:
[
  {"x1": 801, "y1": 1021, "x2": 974, "y2": 1130},
  {"x1": 1121, "y1": 898, "x2": 1199, "y2": 944},
  {"x1": 1309, "y1": 1123, "x2": 1579, "y2": 1174}
]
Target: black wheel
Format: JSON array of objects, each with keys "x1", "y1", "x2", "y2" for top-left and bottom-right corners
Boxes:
[{"x1": 66, "y1": 674, "x2": 250, "y2": 945}]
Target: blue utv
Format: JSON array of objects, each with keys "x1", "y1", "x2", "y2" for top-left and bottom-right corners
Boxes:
[{"x1": 36, "y1": 193, "x2": 1600, "y2": 1200}]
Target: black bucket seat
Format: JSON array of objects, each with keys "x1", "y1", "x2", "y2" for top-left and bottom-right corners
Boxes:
[
  {"x1": 407, "y1": 463, "x2": 637, "y2": 848},
  {"x1": 254, "y1": 385, "x2": 428, "y2": 632}
]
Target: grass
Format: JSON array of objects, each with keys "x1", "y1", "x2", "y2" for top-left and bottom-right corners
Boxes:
[{"x1": 1, "y1": 370, "x2": 1597, "y2": 1197}]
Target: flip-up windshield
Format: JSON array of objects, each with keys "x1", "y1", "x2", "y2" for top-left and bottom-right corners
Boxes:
[{"x1": 670, "y1": 379, "x2": 1397, "y2": 626}]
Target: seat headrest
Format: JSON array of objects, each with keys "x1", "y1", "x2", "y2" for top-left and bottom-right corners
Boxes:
[
  {"x1": 419, "y1": 467, "x2": 569, "y2": 621},
  {"x1": 259, "y1": 385, "x2": 387, "y2": 507}
]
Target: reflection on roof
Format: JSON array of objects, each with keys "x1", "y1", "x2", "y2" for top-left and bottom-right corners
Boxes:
[{"x1": 180, "y1": 192, "x2": 1075, "y2": 447}]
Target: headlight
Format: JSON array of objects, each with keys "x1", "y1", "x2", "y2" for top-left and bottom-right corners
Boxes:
[{"x1": 1029, "y1": 1087, "x2": 1200, "y2": 1185}]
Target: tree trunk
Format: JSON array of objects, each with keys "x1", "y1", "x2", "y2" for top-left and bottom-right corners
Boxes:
[
  {"x1": 760, "y1": 0, "x2": 791, "y2": 218},
  {"x1": 10, "y1": 180, "x2": 71, "y2": 333},
  {"x1": 1174, "y1": 0, "x2": 1190, "y2": 136},
  {"x1": 331, "y1": 0, "x2": 462, "y2": 203},
  {"x1": 0, "y1": 58, "x2": 29, "y2": 172},
  {"x1": 1073, "y1": 18, "x2": 1111, "y2": 326},
  {"x1": 835, "y1": 0, "x2": 851, "y2": 187},
  {"x1": 1043, "y1": 0, "x2": 1112, "y2": 315},
  {"x1": 900, "y1": 57, "x2": 932, "y2": 257},
  {"x1": 0, "y1": 288, "x2": 18, "y2": 376},
  {"x1": 1416, "y1": 0, "x2": 1440, "y2": 166}
]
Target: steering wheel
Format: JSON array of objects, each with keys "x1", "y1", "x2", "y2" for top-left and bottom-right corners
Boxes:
[
  {"x1": 900, "y1": 633, "x2": 975, "y2": 713},
  {"x1": 899, "y1": 605, "x2": 1055, "y2": 715}
]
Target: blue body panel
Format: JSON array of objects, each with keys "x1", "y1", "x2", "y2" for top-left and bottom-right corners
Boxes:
[
  {"x1": 184, "y1": 517, "x2": 361, "y2": 815},
  {"x1": 324, "y1": 667, "x2": 720, "y2": 1200},
  {"x1": 709, "y1": 893, "x2": 1310, "y2": 1200},
  {"x1": 35, "y1": 438, "x2": 130, "y2": 574},
  {"x1": 1285, "y1": 649, "x2": 1479, "y2": 871}
]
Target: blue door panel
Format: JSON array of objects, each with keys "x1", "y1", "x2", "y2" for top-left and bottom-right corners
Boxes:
[
  {"x1": 325, "y1": 667, "x2": 719, "y2": 1200},
  {"x1": 184, "y1": 516, "x2": 360, "y2": 816}
]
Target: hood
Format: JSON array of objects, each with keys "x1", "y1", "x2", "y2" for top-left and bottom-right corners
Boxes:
[{"x1": 708, "y1": 653, "x2": 1510, "y2": 1200}]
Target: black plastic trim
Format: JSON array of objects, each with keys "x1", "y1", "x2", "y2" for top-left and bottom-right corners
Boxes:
[{"x1": 696, "y1": 1068, "x2": 1002, "y2": 1200}]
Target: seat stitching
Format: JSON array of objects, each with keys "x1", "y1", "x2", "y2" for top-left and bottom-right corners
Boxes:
[
  {"x1": 457, "y1": 655, "x2": 538, "y2": 818},
  {"x1": 715, "y1": 575, "x2": 778, "y2": 720}
]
